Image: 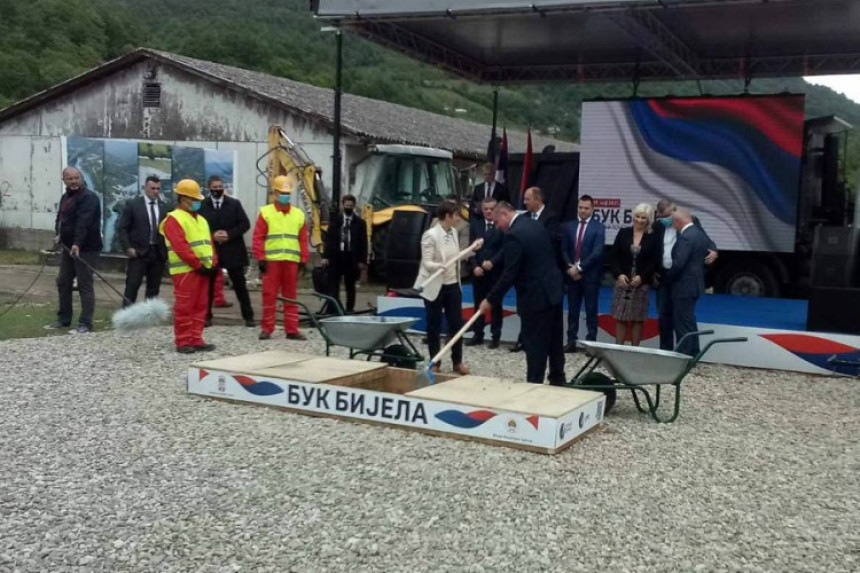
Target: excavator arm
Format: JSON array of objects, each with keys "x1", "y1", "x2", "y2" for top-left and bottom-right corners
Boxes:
[{"x1": 264, "y1": 125, "x2": 330, "y2": 251}]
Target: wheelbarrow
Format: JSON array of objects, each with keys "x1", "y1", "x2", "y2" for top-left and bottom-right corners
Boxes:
[
  {"x1": 565, "y1": 330, "x2": 747, "y2": 423},
  {"x1": 280, "y1": 294, "x2": 424, "y2": 368}
]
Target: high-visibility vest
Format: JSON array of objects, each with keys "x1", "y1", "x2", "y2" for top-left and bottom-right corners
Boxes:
[
  {"x1": 260, "y1": 204, "x2": 304, "y2": 262},
  {"x1": 159, "y1": 209, "x2": 213, "y2": 275}
]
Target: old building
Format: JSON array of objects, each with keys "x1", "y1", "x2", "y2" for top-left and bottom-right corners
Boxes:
[{"x1": 0, "y1": 48, "x2": 574, "y2": 250}]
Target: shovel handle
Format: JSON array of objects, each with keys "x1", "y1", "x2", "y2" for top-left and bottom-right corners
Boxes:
[{"x1": 429, "y1": 311, "x2": 483, "y2": 366}]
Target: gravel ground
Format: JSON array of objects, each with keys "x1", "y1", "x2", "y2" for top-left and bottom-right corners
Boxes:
[{"x1": 1, "y1": 326, "x2": 858, "y2": 573}]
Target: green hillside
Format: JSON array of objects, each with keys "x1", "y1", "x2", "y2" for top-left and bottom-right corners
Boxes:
[{"x1": 1, "y1": 0, "x2": 858, "y2": 181}]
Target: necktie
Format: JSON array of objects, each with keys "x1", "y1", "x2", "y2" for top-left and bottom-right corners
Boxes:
[
  {"x1": 574, "y1": 220, "x2": 586, "y2": 262},
  {"x1": 486, "y1": 182, "x2": 491, "y2": 199},
  {"x1": 486, "y1": 221, "x2": 492, "y2": 232},
  {"x1": 149, "y1": 201, "x2": 158, "y2": 244},
  {"x1": 215, "y1": 200, "x2": 220, "y2": 210},
  {"x1": 532, "y1": 212, "x2": 538, "y2": 221},
  {"x1": 344, "y1": 217, "x2": 351, "y2": 252}
]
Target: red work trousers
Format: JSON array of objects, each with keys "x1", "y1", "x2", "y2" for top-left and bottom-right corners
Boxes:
[
  {"x1": 172, "y1": 271, "x2": 209, "y2": 348},
  {"x1": 261, "y1": 260, "x2": 299, "y2": 335},
  {"x1": 213, "y1": 270, "x2": 227, "y2": 306}
]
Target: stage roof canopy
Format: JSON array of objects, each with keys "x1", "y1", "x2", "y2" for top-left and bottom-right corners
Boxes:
[{"x1": 312, "y1": 0, "x2": 860, "y2": 84}]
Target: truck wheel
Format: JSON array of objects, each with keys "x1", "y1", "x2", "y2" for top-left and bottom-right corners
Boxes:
[{"x1": 714, "y1": 261, "x2": 780, "y2": 298}]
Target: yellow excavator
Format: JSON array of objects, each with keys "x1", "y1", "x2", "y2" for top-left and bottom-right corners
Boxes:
[{"x1": 262, "y1": 125, "x2": 464, "y2": 277}]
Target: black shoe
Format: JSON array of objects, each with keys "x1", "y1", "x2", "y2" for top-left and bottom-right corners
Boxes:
[
  {"x1": 44, "y1": 321, "x2": 71, "y2": 330},
  {"x1": 286, "y1": 332, "x2": 307, "y2": 341},
  {"x1": 488, "y1": 339, "x2": 500, "y2": 349},
  {"x1": 244, "y1": 319, "x2": 256, "y2": 328},
  {"x1": 176, "y1": 346, "x2": 196, "y2": 354},
  {"x1": 509, "y1": 343, "x2": 524, "y2": 353},
  {"x1": 464, "y1": 337, "x2": 484, "y2": 347},
  {"x1": 259, "y1": 331, "x2": 271, "y2": 340},
  {"x1": 194, "y1": 343, "x2": 216, "y2": 352},
  {"x1": 72, "y1": 324, "x2": 93, "y2": 334},
  {"x1": 564, "y1": 342, "x2": 578, "y2": 354},
  {"x1": 204, "y1": 317, "x2": 213, "y2": 328}
]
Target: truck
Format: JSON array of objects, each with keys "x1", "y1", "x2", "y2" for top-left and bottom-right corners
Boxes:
[
  {"x1": 263, "y1": 126, "x2": 462, "y2": 277},
  {"x1": 549, "y1": 94, "x2": 854, "y2": 298}
]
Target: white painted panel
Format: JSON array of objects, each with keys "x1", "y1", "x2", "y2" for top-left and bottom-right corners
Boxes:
[{"x1": 0, "y1": 136, "x2": 34, "y2": 227}]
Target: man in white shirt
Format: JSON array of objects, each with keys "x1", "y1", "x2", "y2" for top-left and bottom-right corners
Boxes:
[{"x1": 469, "y1": 162, "x2": 509, "y2": 217}]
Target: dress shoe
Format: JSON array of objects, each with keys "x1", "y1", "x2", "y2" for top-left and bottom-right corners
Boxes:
[
  {"x1": 204, "y1": 317, "x2": 213, "y2": 327},
  {"x1": 44, "y1": 321, "x2": 71, "y2": 330},
  {"x1": 258, "y1": 331, "x2": 272, "y2": 340},
  {"x1": 488, "y1": 339, "x2": 500, "y2": 349},
  {"x1": 194, "y1": 343, "x2": 216, "y2": 352},
  {"x1": 72, "y1": 324, "x2": 93, "y2": 334},
  {"x1": 564, "y1": 342, "x2": 578, "y2": 354},
  {"x1": 214, "y1": 302, "x2": 233, "y2": 308},
  {"x1": 453, "y1": 363, "x2": 470, "y2": 375},
  {"x1": 509, "y1": 342, "x2": 524, "y2": 353},
  {"x1": 464, "y1": 337, "x2": 484, "y2": 347},
  {"x1": 244, "y1": 319, "x2": 256, "y2": 328},
  {"x1": 176, "y1": 346, "x2": 196, "y2": 354},
  {"x1": 286, "y1": 332, "x2": 307, "y2": 341}
]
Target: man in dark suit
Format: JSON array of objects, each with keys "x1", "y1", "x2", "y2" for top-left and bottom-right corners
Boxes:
[
  {"x1": 465, "y1": 197, "x2": 505, "y2": 348},
  {"x1": 506, "y1": 185, "x2": 563, "y2": 353},
  {"x1": 666, "y1": 207, "x2": 711, "y2": 356},
  {"x1": 198, "y1": 176, "x2": 255, "y2": 327},
  {"x1": 117, "y1": 175, "x2": 168, "y2": 306},
  {"x1": 479, "y1": 201, "x2": 565, "y2": 385},
  {"x1": 469, "y1": 162, "x2": 509, "y2": 217},
  {"x1": 653, "y1": 199, "x2": 717, "y2": 351},
  {"x1": 322, "y1": 194, "x2": 368, "y2": 313},
  {"x1": 562, "y1": 194, "x2": 606, "y2": 352}
]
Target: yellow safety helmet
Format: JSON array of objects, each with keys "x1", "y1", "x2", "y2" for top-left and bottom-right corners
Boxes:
[
  {"x1": 174, "y1": 178, "x2": 204, "y2": 200},
  {"x1": 272, "y1": 173, "x2": 298, "y2": 194}
]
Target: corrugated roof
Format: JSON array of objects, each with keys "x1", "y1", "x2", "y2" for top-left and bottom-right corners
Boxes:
[{"x1": 0, "y1": 48, "x2": 577, "y2": 158}]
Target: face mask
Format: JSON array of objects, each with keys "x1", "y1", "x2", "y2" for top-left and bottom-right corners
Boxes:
[
  {"x1": 659, "y1": 217, "x2": 672, "y2": 227},
  {"x1": 210, "y1": 189, "x2": 224, "y2": 198},
  {"x1": 277, "y1": 194, "x2": 291, "y2": 205},
  {"x1": 343, "y1": 208, "x2": 354, "y2": 216},
  {"x1": 190, "y1": 201, "x2": 202, "y2": 212}
]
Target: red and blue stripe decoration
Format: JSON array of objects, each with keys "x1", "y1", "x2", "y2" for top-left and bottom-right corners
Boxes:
[{"x1": 435, "y1": 409, "x2": 498, "y2": 428}]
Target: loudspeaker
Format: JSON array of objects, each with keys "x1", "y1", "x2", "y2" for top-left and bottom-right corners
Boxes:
[
  {"x1": 811, "y1": 226, "x2": 858, "y2": 287},
  {"x1": 807, "y1": 286, "x2": 860, "y2": 334},
  {"x1": 384, "y1": 210, "x2": 431, "y2": 289}
]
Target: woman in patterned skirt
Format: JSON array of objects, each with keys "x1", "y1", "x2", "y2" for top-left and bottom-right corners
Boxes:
[{"x1": 610, "y1": 203, "x2": 660, "y2": 346}]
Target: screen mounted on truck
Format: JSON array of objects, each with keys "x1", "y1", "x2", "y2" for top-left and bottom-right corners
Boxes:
[{"x1": 578, "y1": 94, "x2": 805, "y2": 253}]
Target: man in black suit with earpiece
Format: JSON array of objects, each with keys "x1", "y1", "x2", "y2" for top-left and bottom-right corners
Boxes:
[{"x1": 117, "y1": 175, "x2": 168, "y2": 306}]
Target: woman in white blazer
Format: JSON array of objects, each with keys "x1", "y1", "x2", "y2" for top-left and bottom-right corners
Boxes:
[{"x1": 417, "y1": 201, "x2": 476, "y2": 375}]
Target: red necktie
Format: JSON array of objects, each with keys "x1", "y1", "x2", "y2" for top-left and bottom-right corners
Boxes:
[{"x1": 574, "y1": 220, "x2": 586, "y2": 262}]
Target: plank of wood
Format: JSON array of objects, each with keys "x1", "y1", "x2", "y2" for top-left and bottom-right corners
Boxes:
[
  {"x1": 406, "y1": 376, "x2": 536, "y2": 408},
  {"x1": 495, "y1": 385, "x2": 602, "y2": 417},
  {"x1": 250, "y1": 357, "x2": 387, "y2": 383},
  {"x1": 191, "y1": 350, "x2": 315, "y2": 372}
]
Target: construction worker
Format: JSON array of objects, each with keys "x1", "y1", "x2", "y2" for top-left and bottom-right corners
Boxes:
[
  {"x1": 159, "y1": 179, "x2": 219, "y2": 354},
  {"x1": 252, "y1": 173, "x2": 309, "y2": 340}
]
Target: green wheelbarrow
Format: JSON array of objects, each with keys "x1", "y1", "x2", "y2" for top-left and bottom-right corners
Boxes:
[{"x1": 566, "y1": 330, "x2": 747, "y2": 423}]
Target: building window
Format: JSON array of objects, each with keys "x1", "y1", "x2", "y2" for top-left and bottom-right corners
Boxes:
[{"x1": 143, "y1": 83, "x2": 162, "y2": 108}]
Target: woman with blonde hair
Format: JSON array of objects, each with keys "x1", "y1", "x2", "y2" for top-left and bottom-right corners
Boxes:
[{"x1": 609, "y1": 202, "x2": 660, "y2": 346}]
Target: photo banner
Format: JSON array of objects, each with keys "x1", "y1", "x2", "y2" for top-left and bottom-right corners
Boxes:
[{"x1": 64, "y1": 137, "x2": 236, "y2": 253}]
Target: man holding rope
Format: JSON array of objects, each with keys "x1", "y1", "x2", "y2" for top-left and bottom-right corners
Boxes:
[{"x1": 45, "y1": 166, "x2": 102, "y2": 334}]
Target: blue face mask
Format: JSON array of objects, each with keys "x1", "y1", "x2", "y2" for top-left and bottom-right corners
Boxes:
[
  {"x1": 659, "y1": 217, "x2": 672, "y2": 227},
  {"x1": 190, "y1": 201, "x2": 202, "y2": 212},
  {"x1": 277, "y1": 194, "x2": 291, "y2": 205}
]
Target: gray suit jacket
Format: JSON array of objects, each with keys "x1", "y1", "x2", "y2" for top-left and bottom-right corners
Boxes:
[{"x1": 667, "y1": 224, "x2": 710, "y2": 299}]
